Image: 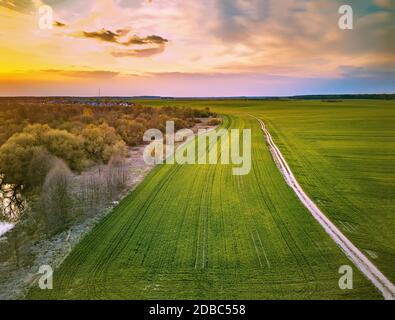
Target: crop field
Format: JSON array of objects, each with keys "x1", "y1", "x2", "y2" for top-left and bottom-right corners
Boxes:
[
  {"x1": 252, "y1": 100, "x2": 395, "y2": 284},
  {"x1": 27, "y1": 99, "x2": 395, "y2": 300},
  {"x1": 142, "y1": 99, "x2": 395, "y2": 284}
]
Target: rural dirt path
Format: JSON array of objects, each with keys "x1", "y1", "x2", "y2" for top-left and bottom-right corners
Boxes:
[{"x1": 251, "y1": 115, "x2": 395, "y2": 300}]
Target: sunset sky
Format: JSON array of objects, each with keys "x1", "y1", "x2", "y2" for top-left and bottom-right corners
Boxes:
[{"x1": 0, "y1": 0, "x2": 394, "y2": 96}]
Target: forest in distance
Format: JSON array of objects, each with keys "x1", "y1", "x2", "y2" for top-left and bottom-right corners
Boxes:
[{"x1": 0, "y1": 97, "x2": 217, "y2": 233}]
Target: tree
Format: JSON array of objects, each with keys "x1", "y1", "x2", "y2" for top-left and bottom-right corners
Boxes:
[
  {"x1": 0, "y1": 124, "x2": 86, "y2": 188},
  {"x1": 81, "y1": 123, "x2": 127, "y2": 163},
  {"x1": 115, "y1": 118, "x2": 145, "y2": 146},
  {"x1": 39, "y1": 126, "x2": 87, "y2": 171},
  {"x1": 27, "y1": 147, "x2": 56, "y2": 190},
  {"x1": 7, "y1": 228, "x2": 21, "y2": 269},
  {"x1": 79, "y1": 169, "x2": 107, "y2": 215},
  {"x1": 0, "y1": 131, "x2": 37, "y2": 186},
  {"x1": 105, "y1": 155, "x2": 128, "y2": 197},
  {"x1": 40, "y1": 159, "x2": 74, "y2": 235},
  {"x1": 82, "y1": 107, "x2": 94, "y2": 122}
]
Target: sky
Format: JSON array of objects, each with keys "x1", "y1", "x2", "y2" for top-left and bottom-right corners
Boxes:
[{"x1": 0, "y1": 0, "x2": 394, "y2": 96}]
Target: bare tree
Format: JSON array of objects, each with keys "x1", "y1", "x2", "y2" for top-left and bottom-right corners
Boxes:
[
  {"x1": 40, "y1": 159, "x2": 74, "y2": 235},
  {"x1": 7, "y1": 228, "x2": 20, "y2": 269},
  {"x1": 27, "y1": 147, "x2": 55, "y2": 190},
  {"x1": 78, "y1": 169, "x2": 106, "y2": 215},
  {"x1": 105, "y1": 155, "x2": 128, "y2": 198}
]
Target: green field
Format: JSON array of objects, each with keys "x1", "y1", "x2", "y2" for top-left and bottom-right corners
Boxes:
[
  {"x1": 144, "y1": 99, "x2": 395, "y2": 283},
  {"x1": 253, "y1": 100, "x2": 395, "y2": 284},
  {"x1": 28, "y1": 99, "x2": 395, "y2": 300}
]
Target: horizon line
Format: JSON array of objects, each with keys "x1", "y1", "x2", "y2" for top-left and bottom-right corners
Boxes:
[{"x1": 0, "y1": 93, "x2": 394, "y2": 99}]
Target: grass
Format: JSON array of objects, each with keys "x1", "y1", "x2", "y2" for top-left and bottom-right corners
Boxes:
[
  {"x1": 254, "y1": 100, "x2": 395, "y2": 283},
  {"x1": 140, "y1": 99, "x2": 395, "y2": 283},
  {"x1": 26, "y1": 100, "x2": 390, "y2": 300}
]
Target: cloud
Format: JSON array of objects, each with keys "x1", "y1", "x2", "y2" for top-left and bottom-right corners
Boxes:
[
  {"x1": 142, "y1": 35, "x2": 168, "y2": 45},
  {"x1": 1, "y1": 0, "x2": 394, "y2": 94},
  {"x1": 0, "y1": 0, "x2": 35, "y2": 13},
  {"x1": 81, "y1": 28, "x2": 168, "y2": 46},
  {"x1": 123, "y1": 35, "x2": 168, "y2": 46},
  {"x1": 54, "y1": 21, "x2": 66, "y2": 28},
  {"x1": 212, "y1": 0, "x2": 272, "y2": 42},
  {"x1": 116, "y1": 28, "x2": 131, "y2": 37},
  {"x1": 374, "y1": 0, "x2": 395, "y2": 9},
  {"x1": 79, "y1": 27, "x2": 168, "y2": 57},
  {"x1": 82, "y1": 29, "x2": 119, "y2": 43},
  {"x1": 111, "y1": 44, "x2": 166, "y2": 58},
  {"x1": 42, "y1": 69, "x2": 119, "y2": 79},
  {"x1": 339, "y1": 65, "x2": 395, "y2": 80}
]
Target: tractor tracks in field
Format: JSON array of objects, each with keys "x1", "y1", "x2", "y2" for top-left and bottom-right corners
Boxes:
[{"x1": 250, "y1": 115, "x2": 395, "y2": 300}]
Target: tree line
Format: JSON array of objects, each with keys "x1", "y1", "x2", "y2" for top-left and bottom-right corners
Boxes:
[{"x1": 0, "y1": 100, "x2": 214, "y2": 231}]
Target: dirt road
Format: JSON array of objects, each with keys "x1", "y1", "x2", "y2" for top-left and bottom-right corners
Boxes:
[{"x1": 252, "y1": 115, "x2": 395, "y2": 300}]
